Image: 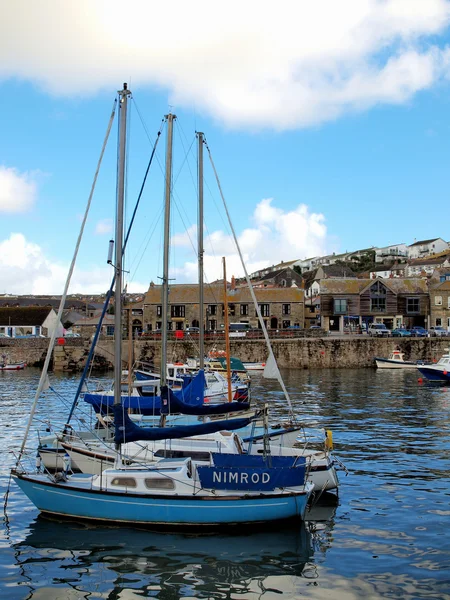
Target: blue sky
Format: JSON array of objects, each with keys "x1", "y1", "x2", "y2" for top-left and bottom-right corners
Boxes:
[{"x1": 1, "y1": 0, "x2": 450, "y2": 294}]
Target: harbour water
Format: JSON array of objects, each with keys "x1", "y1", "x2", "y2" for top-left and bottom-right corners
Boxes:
[{"x1": 1, "y1": 367, "x2": 449, "y2": 599}]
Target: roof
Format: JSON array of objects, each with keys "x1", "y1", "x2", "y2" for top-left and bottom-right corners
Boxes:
[
  {"x1": 320, "y1": 278, "x2": 428, "y2": 295},
  {"x1": 0, "y1": 307, "x2": 54, "y2": 326},
  {"x1": 408, "y1": 257, "x2": 448, "y2": 266},
  {"x1": 0, "y1": 296, "x2": 97, "y2": 310},
  {"x1": 408, "y1": 238, "x2": 440, "y2": 247},
  {"x1": 144, "y1": 283, "x2": 303, "y2": 304},
  {"x1": 316, "y1": 264, "x2": 357, "y2": 278}
]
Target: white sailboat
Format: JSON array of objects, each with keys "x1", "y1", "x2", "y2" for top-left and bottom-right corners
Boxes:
[{"x1": 11, "y1": 85, "x2": 313, "y2": 527}]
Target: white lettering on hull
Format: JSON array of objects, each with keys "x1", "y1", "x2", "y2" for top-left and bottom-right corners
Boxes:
[{"x1": 211, "y1": 470, "x2": 271, "y2": 485}]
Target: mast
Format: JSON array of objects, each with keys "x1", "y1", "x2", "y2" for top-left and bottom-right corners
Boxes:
[
  {"x1": 114, "y1": 83, "x2": 131, "y2": 408},
  {"x1": 222, "y1": 257, "x2": 233, "y2": 402},
  {"x1": 160, "y1": 113, "x2": 176, "y2": 388},
  {"x1": 197, "y1": 132, "x2": 205, "y2": 369}
]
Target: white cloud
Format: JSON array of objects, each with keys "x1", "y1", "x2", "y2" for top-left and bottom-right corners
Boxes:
[
  {"x1": 0, "y1": 233, "x2": 148, "y2": 294},
  {"x1": 1, "y1": 1, "x2": 450, "y2": 129},
  {"x1": 171, "y1": 198, "x2": 330, "y2": 282},
  {"x1": 95, "y1": 218, "x2": 113, "y2": 235},
  {"x1": 0, "y1": 166, "x2": 37, "y2": 213}
]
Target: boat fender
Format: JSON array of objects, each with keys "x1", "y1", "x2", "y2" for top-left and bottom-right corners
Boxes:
[{"x1": 325, "y1": 430, "x2": 333, "y2": 451}]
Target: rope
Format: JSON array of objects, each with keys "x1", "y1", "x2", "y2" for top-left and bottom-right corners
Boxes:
[
  {"x1": 16, "y1": 97, "x2": 118, "y2": 465},
  {"x1": 204, "y1": 139, "x2": 296, "y2": 420}
]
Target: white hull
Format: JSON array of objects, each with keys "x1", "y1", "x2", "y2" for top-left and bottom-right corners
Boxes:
[{"x1": 375, "y1": 359, "x2": 418, "y2": 369}]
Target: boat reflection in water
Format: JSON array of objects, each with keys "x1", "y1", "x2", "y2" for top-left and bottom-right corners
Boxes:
[{"x1": 14, "y1": 498, "x2": 337, "y2": 598}]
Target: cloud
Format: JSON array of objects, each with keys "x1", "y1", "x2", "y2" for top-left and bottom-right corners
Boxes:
[
  {"x1": 95, "y1": 218, "x2": 113, "y2": 235},
  {"x1": 0, "y1": 233, "x2": 148, "y2": 294},
  {"x1": 171, "y1": 198, "x2": 330, "y2": 282},
  {"x1": 0, "y1": 166, "x2": 37, "y2": 213},
  {"x1": 1, "y1": 1, "x2": 450, "y2": 129}
]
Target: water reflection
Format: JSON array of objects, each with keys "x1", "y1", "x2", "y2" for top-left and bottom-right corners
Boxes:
[{"x1": 11, "y1": 507, "x2": 339, "y2": 599}]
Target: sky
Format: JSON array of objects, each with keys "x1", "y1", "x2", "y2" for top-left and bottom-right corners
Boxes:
[{"x1": 1, "y1": 0, "x2": 450, "y2": 295}]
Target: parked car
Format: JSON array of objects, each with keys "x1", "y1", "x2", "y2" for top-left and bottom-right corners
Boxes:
[
  {"x1": 287, "y1": 325, "x2": 302, "y2": 330},
  {"x1": 391, "y1": 328, "x2": 412, "y2": 337},
  {"x1": 429, "y1": 326, "x2": 448, "y2": 337},
  {"x1": 0, "y1": 333, "x2": 11, "y2": 338},
  {"x1": 409, "y1": 326, "x2": 428, "y2": 337},
  {"x1": 368, "y1": 323, "x2": 391, "y2": 337},
  {"x1": 185, "y1": 327, "x2": 200, "y2": 334},
  {"x1": 64, "y1": 332, "x2": 81, "y2": 338}
]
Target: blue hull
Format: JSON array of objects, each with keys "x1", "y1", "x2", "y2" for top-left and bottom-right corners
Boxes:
[
  {"x1": 418, "y1": 367, "x2": 450, "y2": 382},
  {"x1": 13, "y1": 473, "x2": 310, "y2": 526}
]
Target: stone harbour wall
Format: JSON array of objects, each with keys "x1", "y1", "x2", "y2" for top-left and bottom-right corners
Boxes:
[{"x1": 1, "y1": 336, "x2": 448, "y2": 371}]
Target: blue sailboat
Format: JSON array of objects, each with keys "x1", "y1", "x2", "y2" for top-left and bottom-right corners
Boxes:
[{"x1": 12, "y1": 85, "x2": 313, "y2": 526}]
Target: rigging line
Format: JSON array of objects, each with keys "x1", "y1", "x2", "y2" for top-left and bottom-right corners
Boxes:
[
  {"x1": 204, "y1": 138, "x2": 296, "y2": 419},
  {"x1": 16, "y1": 97, "x2": 118, "y2": 464},
  {"x1": 66, "y1": 119, "x2": 165, "y2": 425}
]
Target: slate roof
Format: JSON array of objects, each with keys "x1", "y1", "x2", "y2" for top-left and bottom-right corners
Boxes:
[
  {"x1": 317, "y1": 264, "x2": 357, "y2": 278},
  {"x1": 408, "y1": 257, "x2": 448, "y2": 266},
  {"x1": 320, "y1": 278, "x2": 428, "y2": 295},
  {"x1": 0, "y1": 296, "x2": 96, "y2": 310},
  {"x1": 144, "y1": 283, "x2": 303, "y2": 304},
  {"x1": 408, "y1": 238, "x2": 440, "y2": 247},
  {"x1": 0, "y1": 307, "x2": 53, "y2": 326}
]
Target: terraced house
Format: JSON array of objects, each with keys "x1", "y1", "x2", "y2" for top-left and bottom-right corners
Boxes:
[{"x1": 142, "y1": 282, "x2": 304, "y2": 332}]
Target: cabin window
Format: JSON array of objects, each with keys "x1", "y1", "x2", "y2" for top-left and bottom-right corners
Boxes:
[
  {"x1": 258, "y1": 304, "x2": 270, "y2": 317},
  {"x1": 282, "y1": 304, "x2": 291, "y2": 315},
  {"x1": 406, "y1": 298, "x2": 420, "y2": 313},
  {"x1": 111, "y1": 477, "x2": 137, "y2": 487},
  {"x1": 154, "y1": 449, "x2": 210, "y2": 461},
  {"x1": 240, "y1": 304, "x2": 249, "y2": 316},
  {"x1": 171, "y1": 305, "x2": 185, "y2": 318},
  {"x1": 144, "y1": 478, "x2": 176, "y2": 490},
  {"x1": 333, "y1": 299, "x2": 347, "y2": 314},
  {"x1": 435, "y1": 296, "x2": 443, "y2": 306}
]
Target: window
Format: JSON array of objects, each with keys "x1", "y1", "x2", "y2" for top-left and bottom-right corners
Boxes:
[
  {"x1": 334, "y1": 299, "x2": 348, "y2": 314},
  {"x1": 156, "y1": 321, "x2": 162, "y2": 330},
  {"x1": 106, "y1": 325, "x2": 115, "y2": 336},
  {"x1": 111, "y1": 477, "x2": 137, "y2": 487},
  {"x1": 370, "y1": 281, "x2": 387, "y2": 313},
  {"x1": 436, "y1": 318, "x2": 442, "y2": 326},
  {"x1": 156, "y1": 305, "x2": 162, "y2": 317},
  {"x1": 259, "y1": 304, "x2": 270, "y2": 317},
  {"x1": 171, "y1": 305, "x2": 185, "y2": 318},
  {"x1": 208, "y1": 319, "x2": 217, "y2": 331},
  {"x1": 435, "y1": 296, "x2": 443, "y2": 306},
  {"x1": 407, "y1": 298, "x2": 420, "y2": 313},
  {"x1": 448, "y1": 297, "x2": 450, "y2": 309},
  {"x1": 144, "y1": 478, "x2": 176, "y2": 490},
  {"x1": 282, "y1": 320, "x2": 290, "y2": 328},
  {"x1": 240, "y1": 304, "x2": 249, "y2": 316},
  {"x1": 282, "y1": 304, "x2": 291, "y2": 315},
  {"x1": 208, "y1": 304, "x2": 217, "y2": 316}
]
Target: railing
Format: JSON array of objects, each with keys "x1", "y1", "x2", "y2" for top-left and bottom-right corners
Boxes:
[{"x1": 138, "y1": 329, "x2": 325, "y2": 341}]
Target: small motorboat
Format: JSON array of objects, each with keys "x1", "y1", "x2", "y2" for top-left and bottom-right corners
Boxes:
[
  {"x1": 242, "y1": 362, "x2": 266, "y2": 371},
  {"x1": 374, "y1": 349, "x2": 418, "y2": 369},
  {"x1": 0, "y1": 360, "x2": 26, "y2": 371},
  {"x1": 417, "y1": 348, "x2": 450, "y2": 382}
]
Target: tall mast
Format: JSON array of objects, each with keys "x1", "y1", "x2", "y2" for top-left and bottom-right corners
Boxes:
[
  {"x1": 114, "y1": 83, "x2": 131, "y2": 407},
  {"x1": 197, "y1": 132, "x2": 205, "y2": 369},
  {"x1": 161, "y1": 113, "x2": 176, "y2": 387},
  {"x1": 222, "y1": 257, "x2": 233, "y2": 403}
]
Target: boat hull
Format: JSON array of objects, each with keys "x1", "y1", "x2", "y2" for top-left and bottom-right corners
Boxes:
[
  {"x1": 0, "y1": 362, "x2": 26, "y2": 371},
  {"x1": 375, "y1": 358, "x2": 418, "y2": 369},
  {"x1": 12, "y1": 472, "x2": 311, "y2": 526},
  {"x1": 417, "y1": 367, "x2": 450, "y2": 381}
]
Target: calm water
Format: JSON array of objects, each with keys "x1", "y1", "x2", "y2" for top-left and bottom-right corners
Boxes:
[{"x1": 1, "y1": 367, "x2": 450, "y2": 599}]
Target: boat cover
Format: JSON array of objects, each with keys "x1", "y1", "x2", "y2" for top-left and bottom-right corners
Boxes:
[
  {"x1": 113, "y1": 404, "x2": 253, "y2": 444},
  {"x1": 160, "y1": 382, "x2": 250, "y2": 416}
]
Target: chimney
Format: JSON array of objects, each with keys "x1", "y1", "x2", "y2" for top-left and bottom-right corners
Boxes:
[{"x1": 231, "y1": 275, "x2": 236, "y2": 290}]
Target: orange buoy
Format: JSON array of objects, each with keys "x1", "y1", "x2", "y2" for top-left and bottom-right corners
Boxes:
[{"x1": 418, "y1": 377, "x2": 423, "y2": 383}]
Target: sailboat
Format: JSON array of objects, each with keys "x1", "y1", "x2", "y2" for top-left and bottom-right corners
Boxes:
[{"x1": 11, "y1": 85, "x2": 313, "y2": 526}]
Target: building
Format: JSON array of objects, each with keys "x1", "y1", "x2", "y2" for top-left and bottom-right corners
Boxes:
[
  {"x1": 374, "y1": 243, "x2": 408, "y2": 263},
  {"x1": 319, "y1": 278, "x2": 429, "y2": 332},
  {"x1": 407, "y1": 238, "x2": 448, "y2": 260},
  {"x1": 0, "y1": 307, "x2": 64, "y2": 338},
  {"x1": 142, "y1": 282, "x2": 305, "y2": 332}
]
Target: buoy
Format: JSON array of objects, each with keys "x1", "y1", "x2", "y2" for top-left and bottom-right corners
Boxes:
[
  {"x1": 418, "y1": 377, "x2": 423, "y2": 383},
  {"x1": 321, "y1": 351, "x2": 325, "y2": 356},
  {"x1": 444, "y1": 370, "x2": 448, "y2": 375}
]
